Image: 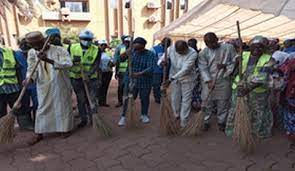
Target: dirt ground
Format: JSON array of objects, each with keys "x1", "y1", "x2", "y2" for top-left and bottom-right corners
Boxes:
[{"x1": 0, "y1": 79, "x2": 294, "y2": 171}]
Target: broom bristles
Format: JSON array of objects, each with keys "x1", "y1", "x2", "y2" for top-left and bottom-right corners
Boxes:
[
  {"x1": 126, "y1": 97, "x2": 139, "y2": 129},
  {"x1": 160, "y1": 94, "x2": 178, "y2": 135},
  {"x1": 0, "y1": 113, "x2": 16, "y2": 144},
  {"x1": 233, "y1": 97, "x2": 256, "y2": 153},
  {"x1": 181, "y1": 110, "x2": 204, "y2": 136},
  {"x1": 93, "y1": 114, "x2": 112, "y2": 137}
]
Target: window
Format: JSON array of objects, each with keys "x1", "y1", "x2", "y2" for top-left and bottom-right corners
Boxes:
[{"x1": 60, "y1": 0, "x2": 89, "y2": 12}]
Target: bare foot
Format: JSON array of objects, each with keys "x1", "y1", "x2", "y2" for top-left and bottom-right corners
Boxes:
[{"x1": 27, "y1": 135, "x2": 43, "y2": 146}]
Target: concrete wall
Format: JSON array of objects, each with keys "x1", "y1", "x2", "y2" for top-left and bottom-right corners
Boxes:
[{"x1": 0, "y1": 0, "x2": 203, "y2": 49}]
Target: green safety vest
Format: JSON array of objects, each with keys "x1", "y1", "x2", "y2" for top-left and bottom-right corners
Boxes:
[
  {"x1": 0, "y1": 48, "x2": 18, "y2": 86},
  {"x1": 118, "y1": 46, "x2": 128, "y2": 73},
  {"x1": 69, "y1": 43, "x2": 99, "y2": 79},
  {"x1": 232, "y1": 51, "x2": 271, "y2": 93}
]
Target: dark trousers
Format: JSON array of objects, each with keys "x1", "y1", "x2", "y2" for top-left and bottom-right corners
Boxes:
[
  {"x1": 152, "y1": 73, "x2": 163, "y2": 103},
  {"x1": 117, "y1": 72, "x2": 125, "y2": 104},
  {"x1": 71, "y1": 79, "x2": 98, "y2": 122},
  {"x1": 121, "y1": 87, "x2": 152, "y2": 117},
  {"x1": 0, "y1": 92, "x2": 33, "y2": 129},
  {"x1": 98, "y1": 71, "x2": 113, "y2": 105}
]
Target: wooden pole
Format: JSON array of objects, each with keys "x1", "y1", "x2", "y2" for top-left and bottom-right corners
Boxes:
[
  {"x1": 104, "y1": 0, "x2": 110, "y2": 43},
  {"x1": 3, "y1": 10, "x2": 11, "y2": 46},
  {"x1": 118, "y1": 0, "x2": 123, "y2": 37},
  {"x1": 184, "y1": 0, "x2": 188, "y2": 13},
  {"x1": 113, "y1": 8, "x2": 118, "y2": 37},
  {"x1": 160, "y1": 0, "x2": 166, "y2": 28},
  {"x1": 127, "y1": 7, "x2": 132, "y2": 36},
  {"x1": 169, "y1": 0, "x2": 174, "y2": 23},
  {"x1": 175, "y1": 0, "x2": 180, "y2": 19},
  {"x1": 12, "y1": 5, "x2": 20, "y2": 38}
]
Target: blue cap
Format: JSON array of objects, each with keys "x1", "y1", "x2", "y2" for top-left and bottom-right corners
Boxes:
[{"x1": 45, "y1": 28, "x2": 61, "y2": 37}]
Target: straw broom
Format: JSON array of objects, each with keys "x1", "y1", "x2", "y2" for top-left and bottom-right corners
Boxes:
[
  {"x1": 160, "y1": 40, "x2": 178, "y2": 136},
  {"x1": 181, "y1": 48, "x2": 227, "y2": 136},
  {"x1": 233, "y1": 21, "x2": 255, "y2": 153},
  {"x1": 125, "y1": 33, "x2": 139, "y2": 129},
  {"x1": 80, "y1": 66, "x2": 112, "y2": 137},
  {"x1": 0, "y1": 35, "x2": 51, "y2": 144}
]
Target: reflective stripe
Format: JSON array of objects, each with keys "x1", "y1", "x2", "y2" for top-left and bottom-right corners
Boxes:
[
  {"x1": 69, "y1": 43, "x2": 99, "y2": 79},
  {"x1": 232, "y1": 52, "x2": 271, "y2": 93},
  {"x1": 0, "y1": 48, "x2": 18, "y2": 86}
]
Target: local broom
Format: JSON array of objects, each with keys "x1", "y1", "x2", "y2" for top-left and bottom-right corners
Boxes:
[
  {"x1": 125, "y1": 33, "x2": 139, "y2": 129},
  {"x1": 160, "y1": 40, "x2": 178, "y2": 136},
  {"x1": 0, "y1": 35, "x2": 51, "y2": 144},
  {"x1": 80, "y1": 66, "x2": 112, "y2": 137},
  {"x1": 181, "y1": 50, "x2": 227, "y2": 136},
  {"x1": 233, "y1": 21, "x2": 255, "y2": 153}
]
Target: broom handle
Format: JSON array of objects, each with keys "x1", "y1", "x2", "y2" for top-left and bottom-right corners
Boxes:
[
  {"x1": 12, "y1": 35, "x2": 51, "y2": 109},
  {"x1": 80, "y1": 65, "x2": 95, "y2": 110},
  {"x1": 128, "y1": 32, "x2": 134, "y2": 91},
  {"x1": 237, "y1": 20, "x2": 243, "y2": 78},
  {"x1": 162, "y1": 39, "x2": 169, "y2": 82}
]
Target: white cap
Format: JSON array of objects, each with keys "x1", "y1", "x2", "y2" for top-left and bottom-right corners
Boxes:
[{"x1": 98, "y1": 40, "x2": 108, "y2": 44}]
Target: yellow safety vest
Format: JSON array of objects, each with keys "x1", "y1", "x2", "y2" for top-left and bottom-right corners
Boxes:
[
  {"x1": 69, "y1": 43, "x2": 99, "y2": 79},
  {"x1": 118, "y1": 46, "x2": 128, "y2": 73},
  {"x1": 0, "y1": 48, "x2": 18, "y2": 86},
  {"x1": 232, "y1": 51, "x2": 271, "y2": 93}
]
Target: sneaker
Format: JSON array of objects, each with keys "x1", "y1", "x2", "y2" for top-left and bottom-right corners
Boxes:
[
  {"x1": 118, "y1": 116, "x2": 126, "y2": 126},
  {"x1": 141, "y1": 115, "x2": 150, "y2": 124}
]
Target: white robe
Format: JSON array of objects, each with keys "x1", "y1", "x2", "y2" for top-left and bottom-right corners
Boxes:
[{"x1": 27, "y1": 45, "x2": 74, "y2": 134}]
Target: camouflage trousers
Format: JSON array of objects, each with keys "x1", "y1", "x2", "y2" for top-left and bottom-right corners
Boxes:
[{"x1": 225, "y1": 90, "x2": 273, "y2": 138}]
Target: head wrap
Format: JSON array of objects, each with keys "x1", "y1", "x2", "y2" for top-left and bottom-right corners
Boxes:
[
  {"x1": 250, "y1": 36, "x2": 265, "y2": 45},
  {"x1": 25, "y1": 31, "x2": 44, "y2": 43},
  {"x1": 45, "y1": 28, "x2": 61, "y2": 37}
]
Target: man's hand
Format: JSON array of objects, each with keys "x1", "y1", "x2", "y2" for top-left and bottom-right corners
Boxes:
[
  {"x1": 37, "y1": 52, "x2": 47, "y2": 61},
  {"x1": 162, "y1": 79, "x2": 171, "y2": 88},
  {"x1": 237, "y1": 84, "x2": 250, "y2": 97},
  {"x1": 132, "y1": 72, "x2": 143, "y2": 78},
  {"x1": 115, "y1": 73, "x2": 119, "y2": 80},
  {"x1": 206, "y1": 80, "x2": 213, "y2": 90},
  {"x1": 160, "y1": 60, "x2": 168, "y2": 67},
  {"x1": 82, "y1": 74, "x2": 90, "y2": 82},
  {"x1": 217, "y1": 64, "x2": 227, "y2": 70},
  {"x1": 73, "y1": 56, "x2": 81, "y2": 64},
  {"x1": 22, "y1": 78, "x2": 32, "y2": 87}
]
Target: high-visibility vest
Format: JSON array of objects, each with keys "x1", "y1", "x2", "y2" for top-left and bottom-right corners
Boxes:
[
  {"x1": 232, "y1": 51, "x2": 271, "y2": 93},
  {"x1": 118, "y1": 46, "x2": 128, "y2": 73},
  {"x1": 69, "y1": 43, "x2": 99, "y2": 79},
  {"x1": 0, "y1": 48, "x2": 18, "y2": 86},
  {"x1": 63, "y1": 44, "x2": 69, "y2": 50}
]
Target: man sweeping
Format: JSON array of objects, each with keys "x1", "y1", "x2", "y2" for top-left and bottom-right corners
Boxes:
[
  {"x1": 159, "y1": 40, "x2": 198, "y2": 128},
  {"x1": 24, "y1": 31, "x2": 74, "y2": 145},
  {"x1": 150, "y1": 37, "x2": 172, "y2": 104},
  {"x1": 68, "y1": 29, "x2": 101, "y2": 128},
  {"x1": 198, "y1": 32, "x2": 237, "y2": 132},
  {"x1": 118, "y1": 37, "x2": 155, "y2": 126}
]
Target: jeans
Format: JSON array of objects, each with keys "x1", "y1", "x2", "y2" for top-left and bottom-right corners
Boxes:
[
  {"x1": 117, "y1": 72, "x2": 125, "y2": 104},
  {"x1": 152, "y1": 73, "x2": 163, "y2": 103},
  {"x1": 98, "y1": 71, "x2": 113, "y2": 105},
  {"x1": 121, "y1": 87, "x2": 151, "y2": 117},
  {"x1": 71, "y1": 78, "x2": 98, "y2": 123}
]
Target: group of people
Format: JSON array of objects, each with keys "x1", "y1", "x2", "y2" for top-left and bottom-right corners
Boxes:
[{"x1": 0, "y1": 26, "x2": 294, "y2": 145}]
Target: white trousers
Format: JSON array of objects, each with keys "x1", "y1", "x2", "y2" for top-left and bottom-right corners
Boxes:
[{"x1": 171, "y1": 81, "x2": 194, "y2": 127}]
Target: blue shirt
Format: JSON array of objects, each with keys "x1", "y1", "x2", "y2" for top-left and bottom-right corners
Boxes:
[
  {"x1": 124, "y1": 49, "x2": 155, "y2": 88},
  {"x1": 283, "y1": 47, "x2": 295, "y2": 54},
  {"x1": 0, "y1": 48, "x2": 20, "y2": 94},
  {"x1": 150, "y1": 44, "x2": 164, "y2": 74}
]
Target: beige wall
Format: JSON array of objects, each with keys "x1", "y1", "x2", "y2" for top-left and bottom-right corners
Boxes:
[{"x1": 1, "y1": 0, "x2": 203, "y2": 49}]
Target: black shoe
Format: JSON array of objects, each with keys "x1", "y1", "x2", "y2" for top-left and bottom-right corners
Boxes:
[
  {"x1": 77, "y1": 121, "x2": 87, "y2": 128},
  {"x1": 203, "y1": 123, "x2": 210, "y2": 131},
  {"x1": 100, "y1": 104, "x2": 110, "y2": 107},
  {"x1": 155, "y1": 100, "x2": 161, "y2": 104},
  {"x1": 218, "y1": 123, "x2": 226, "y2": 132}
]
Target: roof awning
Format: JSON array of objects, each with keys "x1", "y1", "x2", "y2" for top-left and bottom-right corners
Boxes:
[{"x1": 154, "y1": 0, "x2": 295, "y2": 41}]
